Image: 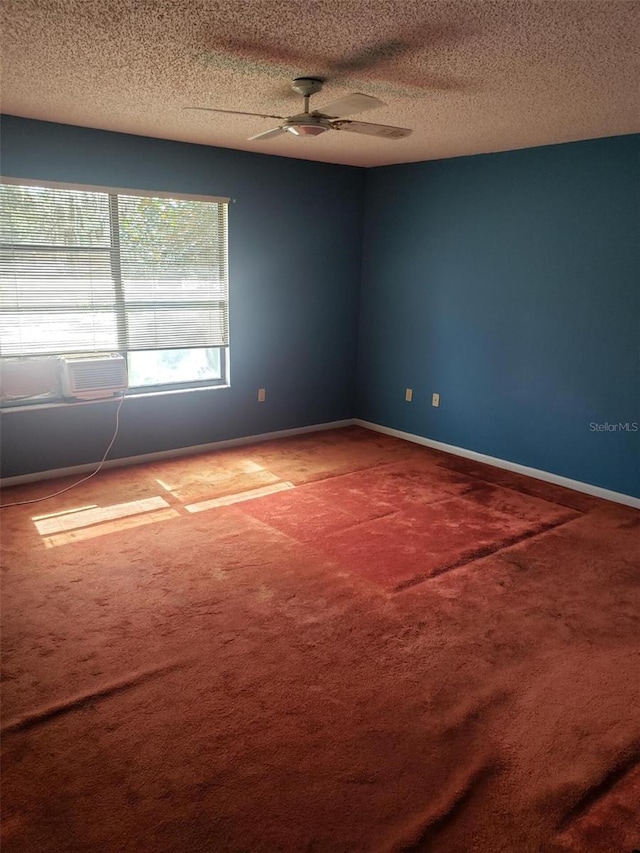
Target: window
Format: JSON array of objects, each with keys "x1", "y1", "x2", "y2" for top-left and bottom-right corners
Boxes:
[
  {"x1": 127, "y1": 348, "x2": 222, "y2": 388},
  {"x1": 0, "y1": 179, "x2": 229, "y2": 401}
]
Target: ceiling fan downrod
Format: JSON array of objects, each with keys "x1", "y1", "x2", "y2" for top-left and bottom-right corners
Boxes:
[{"x1": 287, "y1": 77, "x2": 328, "y2": 136}]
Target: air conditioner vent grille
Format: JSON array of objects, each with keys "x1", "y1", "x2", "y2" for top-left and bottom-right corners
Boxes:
[
  {"x1": 71, "y1": 362, "x2": 126, "y2": 391},
  {"x1": 60, "y1": 356, "x2": 128, "y2": 399}
]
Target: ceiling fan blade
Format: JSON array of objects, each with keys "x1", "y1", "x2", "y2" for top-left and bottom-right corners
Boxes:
[
  {"x1": 248, "y1": 126, "x2": 286, "y2": 141},
  {"x1": 314, "y1": 93, "x2": 385, "y2": 119},
  {"x1": 332, "y1": 120, "x2": 412, "y2": 140},
  {"x1": 185, "y1": 107, "x2": 285, "y2": 120}
]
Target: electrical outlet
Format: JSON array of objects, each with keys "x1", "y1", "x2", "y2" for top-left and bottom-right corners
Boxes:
[
  {"x1": 432, "y1": 392, "x2": 440, "y2": 407},
  {"x1": 258, "y1": 388, "x2": 266, "y2": 402},
  {"x1": 405, "y1": 388, "x2": 413, "y2": 402}
]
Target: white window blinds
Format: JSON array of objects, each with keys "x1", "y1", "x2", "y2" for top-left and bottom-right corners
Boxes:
[{"x1": 0, "y1": 181, "x2": 229, "y2": 357}]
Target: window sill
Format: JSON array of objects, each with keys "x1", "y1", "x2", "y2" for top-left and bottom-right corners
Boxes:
[{"x1": 0, "y1": 384, "x2": 230, "y2": 413}]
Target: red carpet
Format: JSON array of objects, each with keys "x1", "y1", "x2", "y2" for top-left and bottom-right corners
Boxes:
[{"x1": 1, "y1": 426, "x2": 639, "y2": 851}]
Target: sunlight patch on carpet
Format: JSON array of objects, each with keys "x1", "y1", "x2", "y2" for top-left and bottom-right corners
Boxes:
[
  {"x1": 240, "y1": 460, "x2": 266, "y2": 473},
  {"x1": 155, "y1": 478, "x2": 174, "y2": 492},
  {"x1": 32, "y1": 504, "x2": 98, "y2": 521},
  {"x1": 42, "y1": 508, "x2": 180, "y2": 548},
  {"x1": 34, "y1": 496, "x2": 171, "y2": 535},
  {"x1": 185, "y1": 481, "x2": 295, "y2": 512},
  {"x1": 168, "y1": 468, "x2": 282, "y2": 503}
]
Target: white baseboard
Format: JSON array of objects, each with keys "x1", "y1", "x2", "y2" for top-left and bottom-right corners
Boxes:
[
  {"x1": 354, "y1": 419, "x2": 640, "y2": 509},
  {"x1": 0, "y1": 419, "x2": 355, "y2": 488},
  {"x1": 4, "y1": 417, "x2": 638, "y2": 510}
]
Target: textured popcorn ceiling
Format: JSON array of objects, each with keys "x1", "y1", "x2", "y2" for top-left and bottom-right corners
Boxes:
[{"x1": 1, "y1": 0, "x2": 638, "y2": 168}]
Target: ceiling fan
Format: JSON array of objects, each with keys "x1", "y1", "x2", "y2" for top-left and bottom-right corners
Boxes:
[{"x1": 186, "y1": 77, "x2": 412, "y2": 141}]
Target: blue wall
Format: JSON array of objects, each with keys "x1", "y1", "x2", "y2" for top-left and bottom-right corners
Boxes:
[
  {"x1": 0, "y1": 117, "x2": 365, "y2": 477},
  {"x1": 2, "y1": 119, "x2": 638, "y2": 497},
  {"x1": 357, "y1": 135, "x2": 640, "y2": 497}
]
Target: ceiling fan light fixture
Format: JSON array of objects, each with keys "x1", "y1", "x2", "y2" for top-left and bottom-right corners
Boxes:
[
  {"x1": 283, "y1": 114, "x2": 332, "y2": 137},
  {"x1": 285, "y1": 124, "x2": 328, "y2": 137}
]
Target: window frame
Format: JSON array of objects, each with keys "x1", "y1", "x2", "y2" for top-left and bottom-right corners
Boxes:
[{"x1": 0, "y1": 177, "x2": 231, "y2": 404}]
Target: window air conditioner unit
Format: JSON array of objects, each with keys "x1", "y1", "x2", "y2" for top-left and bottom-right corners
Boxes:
[{"x1": 60, "y1": 355, "x2": 128, "y2": 400}]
